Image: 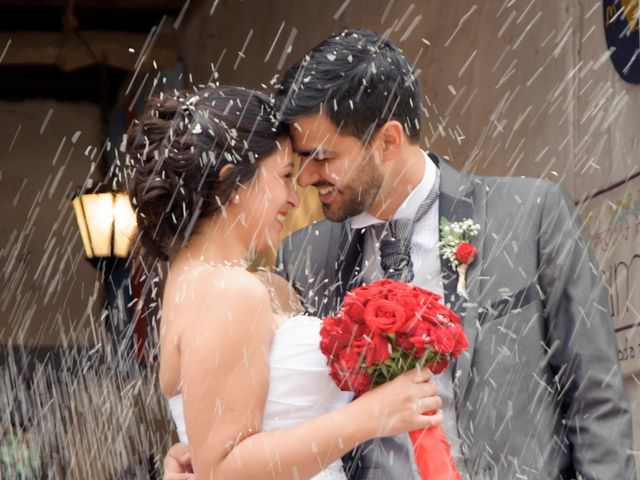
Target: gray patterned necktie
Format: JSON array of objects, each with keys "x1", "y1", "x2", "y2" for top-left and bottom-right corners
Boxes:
[{"x1": 376, "y1": 167, "x2": 441, "y2": 282}]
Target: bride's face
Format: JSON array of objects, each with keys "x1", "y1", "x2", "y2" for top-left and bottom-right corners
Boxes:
[{"x1": 232, "y1": 136, "x2": 299, "y2": 251}]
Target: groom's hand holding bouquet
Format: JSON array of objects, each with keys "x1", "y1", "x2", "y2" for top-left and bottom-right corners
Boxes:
[{"x1": 320, "y1": 279, "x2": 468, "y2": 480}]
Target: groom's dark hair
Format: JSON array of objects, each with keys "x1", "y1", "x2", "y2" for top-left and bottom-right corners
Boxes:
[{"x1": 276, "y1": 29, "x2": 422, "y2": 144}]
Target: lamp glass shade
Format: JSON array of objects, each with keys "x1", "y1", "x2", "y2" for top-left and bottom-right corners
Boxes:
[
  {"x1": 113, "y1": 193, "x2": 137, "y2": 258},
  {"x1": 79, "y1": 193, "x2": 114, "y2": 258},
  {"x1": 72, "y1": 196, "x2": 94, "y2": 258},
  {"x1": 72, "y1": 191, "x2": 138, "y2": 259}
]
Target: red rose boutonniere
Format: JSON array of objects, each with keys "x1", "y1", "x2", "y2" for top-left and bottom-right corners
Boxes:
[{"x1": 439, "y1": 218, "x2": 480, "y2": 299}]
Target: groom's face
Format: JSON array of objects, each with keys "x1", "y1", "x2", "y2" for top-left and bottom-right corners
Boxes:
[{"x1": 290, "y1": 112, "x2": 383, "y2": 222}]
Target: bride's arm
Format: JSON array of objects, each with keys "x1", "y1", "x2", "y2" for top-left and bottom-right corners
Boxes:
[{"x1": 178, "y1": 268, "x2": 440, "y2": 480}]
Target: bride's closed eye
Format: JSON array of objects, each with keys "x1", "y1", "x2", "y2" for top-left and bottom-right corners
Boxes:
[{"x1": 282, "y1": 170, "x2": 294, "y2": 182}]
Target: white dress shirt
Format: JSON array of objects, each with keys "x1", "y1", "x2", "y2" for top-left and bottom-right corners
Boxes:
[{"x1": 350, "y1": 151, "x2": 470, "y2": 478}]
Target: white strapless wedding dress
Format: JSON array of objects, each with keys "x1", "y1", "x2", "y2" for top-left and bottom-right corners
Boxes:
[{"x1": 168, "y1": 315, "x2": 354, "y2": 479}]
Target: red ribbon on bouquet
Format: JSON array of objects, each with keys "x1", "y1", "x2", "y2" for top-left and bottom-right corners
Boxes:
[{"x1": 410, "y1": 425, "x2": 461, "y2": 480}]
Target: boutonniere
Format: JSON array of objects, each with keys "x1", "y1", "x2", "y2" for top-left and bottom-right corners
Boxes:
[{"x1": 439, "y1": 218, "x2": 480, "y2": 299}]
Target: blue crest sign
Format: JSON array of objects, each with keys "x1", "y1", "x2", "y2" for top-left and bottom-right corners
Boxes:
[{"x1": 603, "y1": 0, "x2": 640, "y2": 83}]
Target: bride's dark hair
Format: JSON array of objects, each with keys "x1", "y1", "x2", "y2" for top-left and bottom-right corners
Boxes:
[{"x1": 126, "y1": 86, "x2": 287, "y2": 261}]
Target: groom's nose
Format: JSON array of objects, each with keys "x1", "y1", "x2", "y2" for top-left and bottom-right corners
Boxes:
[{"x1": 296, "y1": 159, "x2": 320, "y2": 188}]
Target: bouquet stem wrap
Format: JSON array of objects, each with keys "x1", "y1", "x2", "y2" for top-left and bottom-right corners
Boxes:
[{"x1": 409, "y1": 424, "x2": 461, "y2": 480}]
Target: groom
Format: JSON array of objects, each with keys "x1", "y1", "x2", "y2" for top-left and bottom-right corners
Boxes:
[
  {"x1": 274, "y1": 29, "x2": 635, "y2": 479},
  {"x1": 165, "y1": 29, "x2": 635, "y2": 479}
]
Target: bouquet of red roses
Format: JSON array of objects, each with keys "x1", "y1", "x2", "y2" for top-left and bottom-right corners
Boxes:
[{"x1": 319, "y1": 278, "x2": 468, "y2": 480}]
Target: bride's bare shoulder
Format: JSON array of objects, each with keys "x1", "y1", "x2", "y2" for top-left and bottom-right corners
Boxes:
[
  {"x1": 160, "y1": 265, "x2": 273, "y2": 392},
  {"x1": 168, "y1": 261, "x2": 262, "y2": 290},
  {"x1": 164, "y1": 263, "x2": 271, "y2": 319},
  {"x1": 253, "y1": 270, "x2": 304, "y2": 316}
]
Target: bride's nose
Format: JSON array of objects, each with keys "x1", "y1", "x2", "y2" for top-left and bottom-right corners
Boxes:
[{"x1": 287, "y1": 187, "x2": 300, "y2": 210}]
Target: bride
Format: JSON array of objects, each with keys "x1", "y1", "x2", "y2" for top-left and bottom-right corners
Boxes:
[{"x1": 127, "y1": 85, "x2": 442, "y2": 479}]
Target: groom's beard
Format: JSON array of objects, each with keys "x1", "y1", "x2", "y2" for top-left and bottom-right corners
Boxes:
[{"x1": 320, "y1": 163, "x2": 383, "y2": 222}]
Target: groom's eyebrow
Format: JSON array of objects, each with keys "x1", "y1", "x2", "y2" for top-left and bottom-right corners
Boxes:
[{"x1": 294, "y1": 146, "x2": 335, "y2": 157}]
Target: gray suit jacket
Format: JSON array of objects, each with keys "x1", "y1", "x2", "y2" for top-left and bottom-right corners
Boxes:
[{"x1": 276, "y1": 158, "x2": 635, "y2": 479}]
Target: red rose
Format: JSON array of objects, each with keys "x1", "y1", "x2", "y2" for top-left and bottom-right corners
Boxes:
[
  {"x1": 346, "y1": 369, "x2": 373, "y2": 396},
  {"x1": 319, "y1": 317, "x2": 338, "y2": 356},
  {"x1": 418, "y1": 302, "x2": 461, "y2": 327},
  {"x1": 381, "y1": 280, "x2": 413, "y2": 296},
  {"x1": 428, "y1": 357, "x2": 449, "y2": 374},
  {"x1": 353, "y1": 332, "x2": 391, "y2": 365},
  {"x1": 320, "y1": 315, "x2": 360, "y2": 358},
  {"x1": 363, "y1": 299, "x2": 407, "y2": 334},
  {"x1": 387, "y1": 286, "x2": 438, "y2": 320},
  {"x1": 405, "y1": 320, "x2": 431, "y2": 354},
  {"x1": 408, "y1": 285, "x2": 442, "y2": 305},
  {"x1": 342, "y1": 295, "x2": 367, "y2": 324},
  {"x1": 430, "y1": 328, "x2": 456, "y2": 354},
  {"x1": 319, "y1": 315, "x2": 344, "y2": 356},
  {"x1": 335, "y1": 349, "x2": 361, "y2": 375},
  {"x1": 328, "y1": 363, "x2": 345, "y2": 387},
  {"x1": 329, "y1": 348, "x2": 372, "y2": 395},
  {"x1": 454, "y1": 242, "x2": 477, "y2": 264},
  {"x1": 350, "y1": 279, "x2": 393, "y2": 301},
  {"x1": 450, "y1": 324, "x2": 469, "y2": 357},
  {"x1": 395, "y1": 331, "x2": 416, "y2": 354},
  {"x1": 408, "y1": 339, "x2": 428, "y2": 358},
  {"x1": 445, "y1": 307, "x2": 462, "y2": 326}
]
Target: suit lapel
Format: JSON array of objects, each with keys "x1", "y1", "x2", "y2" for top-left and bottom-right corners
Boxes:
[
  {"x1": 332, "y1": 222, "x2": 365, "y2": 311},
  {"x1": 437, "y1": 161, "x2": 485, "y2": 401}
]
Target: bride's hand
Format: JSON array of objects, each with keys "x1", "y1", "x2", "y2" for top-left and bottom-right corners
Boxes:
[
  {"x1": 163, "y1": 442, "x2": 195, "y2": 480},
  {"x1": 354, "y1": 367, "x2": 443, "y2": 438}
]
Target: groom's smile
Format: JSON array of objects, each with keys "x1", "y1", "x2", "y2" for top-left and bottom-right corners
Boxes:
[{"x1": 315, "y1": 182, "x2": 338, "y2": 204}]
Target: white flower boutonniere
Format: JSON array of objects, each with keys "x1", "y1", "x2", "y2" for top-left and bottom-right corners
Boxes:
[{"x1": 439, "y1": 218, "x2": 480, "y2": 299}]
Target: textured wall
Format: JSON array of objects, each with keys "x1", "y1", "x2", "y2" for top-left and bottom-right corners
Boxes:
[{"x1": 0, "y1": 100, "x2": 105, "y2": 347}]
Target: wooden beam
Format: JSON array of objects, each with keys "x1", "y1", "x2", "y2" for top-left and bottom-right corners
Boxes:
[
  {"x1": 0, "y1": 29, "x2": 179, "y2": 71},
  {"x1": 0, "y1": 0, "x2": 185, "y2": 9}
]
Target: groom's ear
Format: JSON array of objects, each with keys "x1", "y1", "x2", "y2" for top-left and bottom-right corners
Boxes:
[{"x1": 378, "y1": 120, "x2": 404, "y2": 162}]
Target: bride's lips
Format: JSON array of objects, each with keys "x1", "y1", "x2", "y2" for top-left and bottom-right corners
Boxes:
[{"x1": 275, "y1": 212, "x2": 287, "y2": 228}]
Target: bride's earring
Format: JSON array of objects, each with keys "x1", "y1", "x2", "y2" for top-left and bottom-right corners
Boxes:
[{"x1": 232, "y1": 194, "x2": 240, "y2": 204}]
